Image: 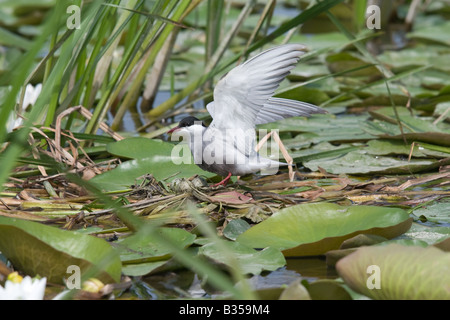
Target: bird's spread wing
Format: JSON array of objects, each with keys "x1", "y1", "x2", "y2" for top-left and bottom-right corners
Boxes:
[
  {"x1": 254, "y1": 97, "x2": 327, "y2": 125},
  {"x1": 209, "y1": 44, "x2": 307, "y2": 130}
]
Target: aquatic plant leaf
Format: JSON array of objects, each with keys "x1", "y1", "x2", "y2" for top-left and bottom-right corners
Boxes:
[
  {"x1": 223, "y1": 219, "x2": 251, "y2": 241},
  {"x1": 325, "y1": 52, "x2": 380, "y2": 77},
  {"x1": 278, "y1": 279, "x2": 311, "y2": 300},
  {"x1": 408, "y1": 20, "x2": 450, "y2": 47},
  {"x1": 236, "y1": 203, "x2": 411, "y2": 257},
  {"x1": 0, "y1": 217, "x2": 121, "y2": 284},
  {"x1": 336, "y1": 244, "x2": 450, "y2": 300},
  {"x1": 118, "y1": 227, "x2": 196, "y2": 264},
  {"x1": 90, "y1": 137, "x2": 214, "y2": 191},
  {"x1": 411, "y1": 199, "x2": 450, "y2": 223},
  {"x1": 363, "y1": 116, "x2": 450, "y2": 146},
  {"x1": 303, "y1": 150, "x2": 439, "y2": 175},
  {"x1": 366, "y1": 140, "x2": 450, "y2": 158},
  {"x1": 121, "y1": 261, "x2": 167, "y2": 277},
  {"x1": 306, "y1": 279, "x2": 352, "y2": 300},
  {"x1": 106, "y1": 137, "x2": 172, "y2": 159},
  {"x1": 403, "y1": 223, "x2": 450, "y2": 245},
  {"x1": 199, "y1": 242, "x2": 285, "y2": 275},
  {"x1": 275, "y1": 86, "x2": 330, "y2": 105}
]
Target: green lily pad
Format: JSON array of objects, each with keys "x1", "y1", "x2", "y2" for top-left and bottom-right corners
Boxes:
[
  {"x1": 303, "y1": 150, "x2": 437, "y2": 175},
  {"x1": 291, "y1": 142, "x2": 361, "y2": 163},
  {"x1": 223, "y1": 219, "x2": 251, "y2": 241},
  {"x1": 90, "y1": 137, "x2": 215, "y2": 191},
  {"x1": 118, "y1": 227, "x2": 196, "y2": 264},
  {"x1": 408, "y1": 20, "x2": 450, "y2": 47},
  {"x1": 121, "y1": 261, "x2": 168, "y2": 277},
  {"x1": 363, "y1": 117, "x2": 450, "y2": 146},
  {"x1": 278, "y1": 279, "x2": 311, "y2": 300},
  {"x1": 290, "y1": 32, "x2": 349, "y2": 51},
  {"x1": 106, "y1": 137, "x2": 172, "y2": 159},
  {"x1": 366, "y1": 139, "x2": 450, "y2": 158},
  {"x1": 336, "y1": 244, "x2": 450, "y2": 300},
  {"x1": 0, "y1": 217, "x2": 121, "y2": 284},
  {"x1": 258, "y1": 114, "x2": 375, "y2": 145},
  {"x1": 434, "y1": 102, "x2": 450, "y2": 116},
  {"x1": 378, "y1": 239, "x2": 429, "y2": 248},
  {"x1": 325, "y1": 52, "x2": 380, "y2": 77},
  {"x1": 275, "y1": 86, "x2": 330, "y2": 106},
  {"x1": 306, "y1": 279, "x2": 353, "y2": 300},
  {"x1": 236, "y1": 203, "x2": 412, "y2": 257},
  {"x1": 199, "y1": 242, "x2": 285, "y2": 275},
  {"x1": 411, "y1": 199, "x2": 450, "y2": 223},
  {"x1": 403, "y1": 223, "x2": 450, "y2": 245}
]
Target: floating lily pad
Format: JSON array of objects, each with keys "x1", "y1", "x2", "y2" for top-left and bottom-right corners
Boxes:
[
  {"x1": 236, "y1": 203, "x2": 412, "y2": 257},
  {"x1": 199, "y1": 242, "x2": 285, "y2": 275},
  {"x1": 291, "y1": 142, "x2": 361, "y2": 163},
  {"x1": 106, "y1": 137, "x2": 172, "y2": 159},
  {"x1": 118, "y1": 227, "x2": 196, "y2": 264},
  {"x1": 366, "y1": 139, "x2": 450, "y2": 158},
  {"x1": 303, "y1": 149, "x2": 436, "y2": 175},
  {"x1": 275, "y1": 84, "x2": 330, "y2": 106},
  {"x1": 363, "y1": 116, "x2": 450, "y2": 146},
  {"x1": 118, "y1": 227, "x2": 196, "y2": 277},
  {"x1": 223, "y1": 219, "x2": 251, "y2": 241},
  {"x1": 90, "y1": 137, "x2": 215, "y2": 191},
  {"x1": 411, "y1": 199, "x2": 450, "y2": 224},
  {"x1": 279, "y1": 279, "x2": 311, "y2": 300},
  {"x1": 0, "y1": 217, "x2": 121, "y2": 284},
  {"x1": 258, "y1": 114, "x2": 375, "y2": 144},
  {"x1": 336, "y1": 244, "x2": 450, "y2": 300},
  {"x1": 121, "y1": 261, "x2": 168, "y2": 277},
  {"x1": 326, "y1": 52, "x2": 380, "y2": 77},
  {"x1": 403, "y1": 223, "x2": 450, "y2": 245},
  {"x1": 306, "y1": 279, "x2": 353, "y2": 300},
  {"x1": 408, "y1": 20, "x2": 450, "y2": 47}
]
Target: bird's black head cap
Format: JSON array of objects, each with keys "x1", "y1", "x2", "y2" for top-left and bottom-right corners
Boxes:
[{"x1": 178, "y1": 116, "x2": 205, "y2": 128}]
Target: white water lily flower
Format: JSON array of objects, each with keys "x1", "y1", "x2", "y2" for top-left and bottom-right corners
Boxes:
[
  {"x1": 7, "y1": 83, "x2": 42, "y2": 132},
  {"x1": 0, "y1": 276, "x2": 46, "y2": 300},
  {"x1": 22, "y1": 83, "x2": 42, "y2": 109}
]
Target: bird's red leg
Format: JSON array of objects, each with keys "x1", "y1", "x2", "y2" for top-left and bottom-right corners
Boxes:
[{"x1": 211, "y1": 172, "x2": 232, "y2": 187}]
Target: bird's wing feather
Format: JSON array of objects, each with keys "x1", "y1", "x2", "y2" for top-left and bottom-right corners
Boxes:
[
  {"x1": 255, "y1": 97, "x2": 327, "y2": 124},
  {"x1": 209, "y1": 44, "x2": 307, "y2": 130}
]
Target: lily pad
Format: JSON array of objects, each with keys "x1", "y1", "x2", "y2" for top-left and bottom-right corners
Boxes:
[
  {"x1": 118, "y1": 227, "x2": 196, "y2": 264},
  {"x1": 411, "y1": 199, "x2": 450, "y2": 224},
  {"x1": 0, "y1": 217, "x2": 121, "y2": 284},
  {"x1": 408, "y1": 20, "x2": 450, "y2": 46},
  {"x1": 199, "y1": 242, "x2": 285, "y2": 275},
  {"x1": 303, "y1": 150, "x2": 437, "y2": 175},
  {"x1": 106, "y1": 137, "x2": 172, "y2": 159},
  {"x1": 403, "y1": 223, "x2": 450, "y2": 245},
  {"x1": 90, "y1": 137, "x2": 215, "y2": 191},
  {"x1": 336, "y1": 244, "x2": 450, "y2": 300},
  {"x1": 306, "y1": 279, "x2": 353, "y2": 300},
  {"x1": 363, "y1": 116, "x2": 450, "y2": 146},
  {"x1": 259, "y1": 114, "x2": 375, "y2": 148},
  {"x1": 236, "y1": 203, "x2": 412, "y2": 257},
  {"x1": 325, "y1": 52, "x2": 380, "y2": 77},
  {"x1": 366, "y1": 139, "x2": 450, "y2": 158},
  {"x1": 278, "y1": 279, "x2": 311, "y2": 300},
  {"x1": 223, "y1": 219, "x2": 251, "y2": 241},
  {"x1": 121, "y1": 261, "x2": 168, "y2": 277},
  {"x1": 275, "y1": 86, "x2": 330, "y2": 106},
  {"x1": 291, "y1": 142, "x2": 362, "y2": 163}
]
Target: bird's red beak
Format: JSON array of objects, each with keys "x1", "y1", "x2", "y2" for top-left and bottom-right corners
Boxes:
[{"x1": 167, "y1": 126, "x2": 180, "y2": 134}]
